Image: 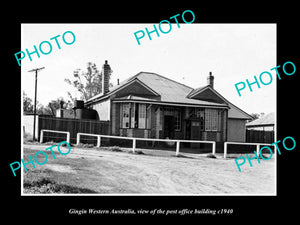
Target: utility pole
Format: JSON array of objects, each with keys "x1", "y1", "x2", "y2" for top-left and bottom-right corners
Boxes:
[{"x1": 28, "y1": 67, "x2": 45, "y2": 142}]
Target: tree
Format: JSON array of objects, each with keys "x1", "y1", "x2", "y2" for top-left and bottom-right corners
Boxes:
[
  {"x1": 23, "y1": 91, "x2": 34, "y2": 113},
  {"x1": 23, "y1": 92, "x2": 71, "y2": 116},
  {"x1": 249, "y1": 112, "x2": 266, "y2": 122},
  {"x1": 36, "y1": 103, "x2": 53, "y2": 115},
  {"x1": 250, "y1": 113, "x2": 260, "y2": 121},
  {"x1": 65, "y1": 62, "x2": 112, "y2": 101},
  {"x1": 48, "y1": 97, "x2": 73, "y2": 116}
]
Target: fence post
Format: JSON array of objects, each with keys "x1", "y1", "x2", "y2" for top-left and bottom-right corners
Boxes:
[
  {"x1": 212, "y1": 142, "x2": 216, "y2": 155},
  {"x1": 67, "y1": 132, "x2": 70, "y2": 144},
  {"x1": 224, "y1": 142, "x2": 227, "y2": 158},
  {"x1": 40, "y1": 130, "x2": 44, "y2": 143},
  {"x1": 76, "y1": 133, "x2": 80, "y2": 145},
  {"x1": 175, "y1": 141, "x2": 180, "y2": 156},
  {"x1": 97, "y1": 136, "x2": 101, "y2": 148},
  {"x1": 132, "y1": 138, "x2": 136, "y2": 153},
  {"x1": 256, "y1": 144, "x2": 260, "y2": 154}
]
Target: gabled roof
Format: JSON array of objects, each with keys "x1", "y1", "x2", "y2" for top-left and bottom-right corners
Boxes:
[
  {"x1": 187, "y1": 86, "x2": 207, "y2": 98},
  {"x1": 86, "y1": 72, "x2": 252, "y2": 119},
  {"x1": 246, "y1": 112, "x2": 275, "y2": 127},
  {"x1": 86, "y1": 75, "x2": 159, "y2": 103},
  {"x1": 186, "y1": 84, "x2": 253, "y2": 120}
]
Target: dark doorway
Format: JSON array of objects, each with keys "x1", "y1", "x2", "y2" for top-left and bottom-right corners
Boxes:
[
  {"x1": 184, "y1": 120, "x2": 203, "y2": 148},
  {"x1": 185, "y1": 120, "x2": 191, "y2": 140},
  {"x1": 164, "y1": 115, "x2": 175, "y2": 138},
  {"x1": 185, "y1": 120, "x2": 203, "y2": 140},
  {"x1": 191, "y1": 121, "x2": 202, "y2": 140}
]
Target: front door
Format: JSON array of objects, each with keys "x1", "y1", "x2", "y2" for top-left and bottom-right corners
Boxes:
[
  {"x1": 191, "y1": 121, "x2": 202, "y2": 140},
  {"x1": 164, "y1": 115, "x2": 174, "y2": 138}
]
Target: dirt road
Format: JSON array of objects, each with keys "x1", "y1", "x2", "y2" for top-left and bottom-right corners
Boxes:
[{"x1": 22, "y1": 144, "x2": 276, "y2": 195}]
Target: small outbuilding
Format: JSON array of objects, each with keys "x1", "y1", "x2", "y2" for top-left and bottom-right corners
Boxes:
[{"x1": 246, "y1": 112, "x2": 275, "y2": 143}]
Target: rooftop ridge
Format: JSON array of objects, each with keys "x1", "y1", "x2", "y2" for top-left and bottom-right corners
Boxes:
[{"x1": 136, "y1": 71, "x2": 194, "y2": 90}]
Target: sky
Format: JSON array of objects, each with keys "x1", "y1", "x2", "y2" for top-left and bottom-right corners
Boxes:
[{"x1": 21, "y1": 23, "x2": 276, "y2": 114}]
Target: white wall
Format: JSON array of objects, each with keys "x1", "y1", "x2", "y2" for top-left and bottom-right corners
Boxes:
[
  {"x1": 92, "y1": 99, "x2": 111, "y2": 121},
  {"x1": 23, "y1": 115, "x2": 39, "y2": 139}
]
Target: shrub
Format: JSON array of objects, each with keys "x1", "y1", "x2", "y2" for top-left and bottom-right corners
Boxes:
[
  {"x1": 206, "y1": 153, "x2": 217, "y2": 159},
  {"x1": 109, "y1": 146, "x2": 122, "y2": 152}
]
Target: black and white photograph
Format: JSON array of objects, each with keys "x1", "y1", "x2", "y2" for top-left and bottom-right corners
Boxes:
[
  {"x1": 20, "y1": 23, "x2": 276, "y2": 195},
  {"x1": 4, "y1": 4, "x2": 298, "y2": 220}
]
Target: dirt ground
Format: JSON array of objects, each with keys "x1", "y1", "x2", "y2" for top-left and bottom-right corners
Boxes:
[{"x1": 22, "y1": 143, "x2": 276, "y2": 195}]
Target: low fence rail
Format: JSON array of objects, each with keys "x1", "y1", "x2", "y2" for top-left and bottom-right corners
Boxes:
[
  {"x1": 224, "y1": 141, "x2": 273, "y2": 158},
  {"x1": 40, "y1": 129, "x2": 70, "y2": 143},
  {"x1": 76, "y1": 132, "x2": 216, "y2": 156},
  {"x1": 38, "y1": 130, "x2": 277, "y2": 159}
]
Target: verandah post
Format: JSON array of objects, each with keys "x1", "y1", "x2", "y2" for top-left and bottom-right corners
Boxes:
[
  {"x1": 97, "y1": 136, "x2": 101, "y2": 147},
  {"x1": 224, "y1": 142, "x2": 228, "y2": 158}
]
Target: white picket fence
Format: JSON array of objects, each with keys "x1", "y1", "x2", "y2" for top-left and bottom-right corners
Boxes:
[
  {"x1": 223, "y1": 141, "x2": 273, "y2": 158},
  {"x1": 76, "y1": 132, "x2": 216, "y2": 156},
  {"x1": 38, "y1": 129, "x2": 279, "y2": 158},
  {"x1": 40, "y1": 129, "x2": 70, "y2": 143}
]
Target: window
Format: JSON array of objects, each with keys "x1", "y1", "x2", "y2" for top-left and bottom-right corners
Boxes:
[
  {"x1": 162, "y1": 107, "x2": 181, "y2": 131},
  {"x1": 131, "y1": 103, "x2": 136, "y2": 128},
  {"x1": 195, "y1": 108, "x2": 205, "y2": 119},
  {"x1": 205, "y1": 108, "x2": 220, "y2": 131},
  {"x1": 138, "y1": 104, "x2": 146, "y2": 129},
  {"x1": 120, "y1": 103, "x2": 149, "y2": 129},
  {"x1": 121, "y1": 103, "x2": 130, "y2": 128},
  {"x1": 174, "y1": 109, "x2": 181, "y2": 131},
  {"x1": 188, "y1": 108, "x2": 204, "y2": 119},
  {"x1": 146, "y1": 106, "x2": 151, "y2": 129},
  {"x1": 192, "y1": 121, "x2": 200, "y2": 126}
]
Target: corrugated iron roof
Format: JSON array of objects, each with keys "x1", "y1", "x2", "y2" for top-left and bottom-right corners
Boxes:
[
  {"x1": 134, "y1": 72, "x2": 226, "y2": 107},
  {"x1": 246, "y1": 112, "x2": 275, "y2": 127},
  {"x1": 86, "y1": 72, "x2": 252, "y2": 119}
]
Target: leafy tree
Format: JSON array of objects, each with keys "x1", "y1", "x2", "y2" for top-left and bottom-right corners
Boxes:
[
  {"x1": 48, "y1": 97, "x2": 73, "y2": 115},
  {"x1": 65, "y1": 62, "x2": 112, "y2": 101},
  {"x1": 250, "y1": 113, "x2": 260, "y2": 120},
  {"x1": 23, "y1": 92, "x2": 71, "y2": 116},
  {"x1": 23, "y1": 91, "x2": 34, "y2": 113},
  {"x1": 248, "y1": 112, "x2": 265, "y2": 122},
  {"x1": 36, "y1": 103, "x2": 52, "y2": 115}
]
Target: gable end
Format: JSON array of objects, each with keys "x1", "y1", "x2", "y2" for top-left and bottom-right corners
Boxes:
[{"x1": 188, "y1": 86, "x2": 226, "y2": 104}]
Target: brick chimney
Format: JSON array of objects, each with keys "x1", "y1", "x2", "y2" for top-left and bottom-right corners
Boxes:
[
  {"x1": 102, "y1": 60, "x2": 111, "y2": 95},
  {"x1": 207, "y1": 72, "x2": 214, "y2": 88}
]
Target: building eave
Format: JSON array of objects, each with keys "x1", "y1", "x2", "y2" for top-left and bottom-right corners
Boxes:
[{"x1": 112, "y1": 99, "x2": 229, "y2": 109}]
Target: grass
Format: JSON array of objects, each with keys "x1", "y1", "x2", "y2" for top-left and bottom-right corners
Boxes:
[{"x1": 23, "y1": 177, "x2": 97, "y2": 194}]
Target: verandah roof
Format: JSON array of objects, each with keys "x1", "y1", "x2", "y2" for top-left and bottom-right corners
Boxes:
[{"x1": 113, "y1": 94, "x2": 229, "y2": 109}]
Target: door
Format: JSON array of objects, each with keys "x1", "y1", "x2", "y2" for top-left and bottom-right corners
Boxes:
[
  {"x1": 190, "y1": 121, "x2": 202, "y2": 148},
  {"x1": 163, "y1": 115, "x2": 175, "y2": 138},
  {"x1": 191, "y1": 121, "x2": 202, "y2": 140},
  {"x1": 185, "y1": 120, "x2": 191, "y2": 140}
]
